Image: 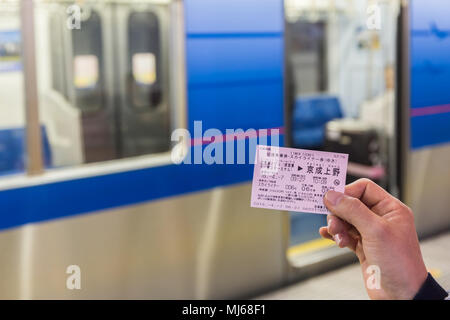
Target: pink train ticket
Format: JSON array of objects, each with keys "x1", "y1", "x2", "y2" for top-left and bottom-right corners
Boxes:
[{"x1": 251, "y1": 145, "x2": 348, "y2": 214}]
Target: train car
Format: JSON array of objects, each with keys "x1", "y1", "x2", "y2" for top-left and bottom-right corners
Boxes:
[{"x1": 0, "y1": 0, "x2": 448, "y2": 299}]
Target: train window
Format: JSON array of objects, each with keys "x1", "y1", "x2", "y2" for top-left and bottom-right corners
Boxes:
[
  {"x1": 132, "y1": 53, "x2": 156, "y2": 86},
  {"x1": 28, "y1": 0, "x2": 181, "y2": 169},
  {"x1": 286, "y1": 21, "x2": 327, "y2": 95},
  {"x1": 0, "y1": 3, "x2": 27, "y2": 178},
  {"x1": 117, "y1": 5, "x2": 170, "y2": 158},
  {"x1": 49, "y1": 13, "x2": 68, "y2": 100},
  {"x1": 71, "y1": 9, "x2": 105, "y2": 114},
  {"x1": 73, "y1": 54, "x2": 100, "y2": 91},
  {"x1": 128, "y1": 11, "x2": 162, "y2": 110},
  {"x1": 285, "y1": 0, "x2": 401, "y2": 266}
]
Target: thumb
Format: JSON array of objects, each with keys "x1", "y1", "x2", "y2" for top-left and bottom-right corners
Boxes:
[{"x1": 324, "y1": 190, "x2": 381, "y2": 236}]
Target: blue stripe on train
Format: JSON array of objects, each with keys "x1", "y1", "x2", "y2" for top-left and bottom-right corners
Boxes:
[
  {"x1": 0, "y1": 135, "x2": 283, "y2": 231},
  {"x1": 411, "y1": 112, "x2": 450, "y2": 149}
]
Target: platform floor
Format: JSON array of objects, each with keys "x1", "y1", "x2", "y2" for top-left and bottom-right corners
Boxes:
[{"x1": 258, "y1": 232, "x2": 450, "y2": 300}]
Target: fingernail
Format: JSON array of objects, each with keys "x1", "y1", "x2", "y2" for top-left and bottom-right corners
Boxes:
[
  {"x1": 334, "y1": 234, "x2": 342, "y2": 246},
  {"x1": 325, "y1": 190, "x2": 344, "y2": 206},
  {"x1": 327, "y1": 217, "x2": 333, "y2": 230}
]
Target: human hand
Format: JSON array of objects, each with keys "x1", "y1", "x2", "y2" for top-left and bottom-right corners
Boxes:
[{"x1": 319, "y1": 178, "x2": 428, "y2": 300}]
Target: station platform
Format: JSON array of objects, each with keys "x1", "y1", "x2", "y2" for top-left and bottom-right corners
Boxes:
[{"x1": 257, "y1": 232, "x2": 450, "y2": 300}]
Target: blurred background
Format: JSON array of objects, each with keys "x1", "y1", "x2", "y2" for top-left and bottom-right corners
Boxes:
[{"x1": 0, "y1": 0, "x2": 449, "y2": 299}]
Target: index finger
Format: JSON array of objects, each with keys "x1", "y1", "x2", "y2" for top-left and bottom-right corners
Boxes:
[{"x1": 344, "y1": 178, "x2": 392, "y2": 209}]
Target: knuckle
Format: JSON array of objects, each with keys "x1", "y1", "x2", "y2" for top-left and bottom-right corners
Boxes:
[
  {"x1": 358, "y1": 178, "x2": 374, "y2": 188},
  {"x1": 358, "y1": 178, "x2": 372, "y2": 185},
  {"x1": 401, "y1": 204, "x2": 415, "y2": 221},
  {"x1": 328, "y1": 216, "x2": 343, "y2": 234},
  {"x1": 394, "y1": 200, "x2": 413, "y2": 215},
  {"x1": 404, "y1": 205, "x2": 414, "y2": 217},
  {"x1": 346, "y1": 197, "x2": 363, "y2": 213},
  {"x1": 340, "y1": 197, "x2": 365, "y2": 225}
]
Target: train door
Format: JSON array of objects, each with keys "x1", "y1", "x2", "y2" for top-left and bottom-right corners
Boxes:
[
  {"x1": 284, "y1": 0, "x2": 402, "y2": 274},
  {"x1": 49, "y1": 2, "x2": 117, "y2": 163},
  {"x1": 114, "y1": 1, "x2": 171, "y2": 158}
]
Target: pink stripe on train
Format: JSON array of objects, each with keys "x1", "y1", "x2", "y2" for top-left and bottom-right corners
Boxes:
[
  {"x1": 411, "y1": 104, "x2": 450, "y2": 117},
  {"x1": 190, "y1": 127, "x2": 285, "y2": 147}
]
